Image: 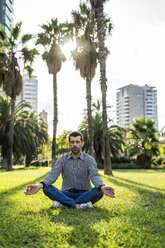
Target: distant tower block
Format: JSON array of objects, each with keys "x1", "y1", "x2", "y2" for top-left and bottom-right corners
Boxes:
[
  {"x1": 0, "y1": 0, "x2": 14, "y2": 36},
  {"x1": 116, "y1": 84, "x2": 158, "y2": 129},
  {"x1": 19, "y1": 74, "x2": 38, "y2": 113},
  {"x1": 40, "y1": 110, "x2": 48, "y2": 124}
]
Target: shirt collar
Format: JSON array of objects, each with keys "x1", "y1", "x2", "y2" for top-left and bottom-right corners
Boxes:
[{"x1": 67, "y1": 152, "x2": 84, "y2": 160}]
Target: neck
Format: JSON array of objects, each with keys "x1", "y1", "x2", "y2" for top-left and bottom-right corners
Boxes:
[{"x1": 71, "y1": 152, "x2": 81, "y2": 159}]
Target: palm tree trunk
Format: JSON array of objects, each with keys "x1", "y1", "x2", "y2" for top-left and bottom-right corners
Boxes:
[
  {"x1": 86, "y1": 79, "x2": 94, "y2": 156},
  {"x1": 1, "y1": 131, "x2": 9, "y2": 169},
  {"x1": 2, "y1": 157, "x2": 7, "y2": 169},
  {"x1": 52, "y1": 73, "x2": 58, "y2": 166},
  {"x1": 7, "y1": 97, "x2": 16, "y2": 171},
  {"x1": 95, "y1": 4, "x2": 112, "y2": 175}
]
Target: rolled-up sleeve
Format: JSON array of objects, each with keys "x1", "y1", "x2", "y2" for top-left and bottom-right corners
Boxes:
[
  {"x1": 87, "y1": 156, "x2": 104, "y2": 187},
  {"x1": 42, "y1": 156, "x2": 63, "y2": 187}
]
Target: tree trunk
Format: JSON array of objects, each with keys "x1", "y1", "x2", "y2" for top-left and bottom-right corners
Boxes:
[
  {"x1": 1, "y1": 131, "x2": 9, "y2": 169},
  {"x1": 25, "y1": 154, "x2": 33, "y2": 167},
  {"x1": 95, "y1": 4, "x2": 112, "y2": 175},
  {"x1": 95, "y1": 144, "x2": 103, "y2": 165},
  {"x1": 52, "y1": 73, "x2": 58, "y2": 166},
  {"x1": 6, "y1": 97, "x2": 16, "y2": 171},
  {"x1": 2, "y1": 157, "x2": 7, "y2": 169},
  {"x1": 86, "y1": 78, "x2": 94, "y2": 156}
]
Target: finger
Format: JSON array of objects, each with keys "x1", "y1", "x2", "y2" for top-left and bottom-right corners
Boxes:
[
  {"x1": 26, "y1": 185, "x2": 31, "y2": 191},
  {"x1": 108, "y1": 193, "x2": 115, "y2": 197},
  {"x1": 106, "y1": 193, "x2": 115, "y2": 197},
  {"x1": 24, "y1": 191, "x2": 29, "y2": 195},
  {"x1": 24, "y1": 190, "x2": 33, "y2": 195}
]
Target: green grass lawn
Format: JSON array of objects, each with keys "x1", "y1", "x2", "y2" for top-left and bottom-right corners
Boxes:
[{"x1": 0, "y1": 167, "x2": 164, "y2": 248}]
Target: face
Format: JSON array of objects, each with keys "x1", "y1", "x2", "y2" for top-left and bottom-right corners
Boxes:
[{"x1": 69, "y1": 136, "x2": 84, "y2": 155}]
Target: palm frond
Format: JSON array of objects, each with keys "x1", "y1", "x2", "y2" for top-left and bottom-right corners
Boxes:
[
  {"x1": 21, "y1": 34, "x2": 33, "y2": 44},
  {"x1": 11, "y1": 22, "x2": 22, "y2": 40}
]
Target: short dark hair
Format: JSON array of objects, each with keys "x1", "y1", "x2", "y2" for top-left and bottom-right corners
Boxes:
[{"x1": 69, "y1": 131, "x2": 84, "y2": 142}]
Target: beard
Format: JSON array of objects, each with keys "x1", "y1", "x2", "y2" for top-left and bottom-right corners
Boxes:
[{"x1": 71, "y1": 147, "x2": 81, "y2": 155}]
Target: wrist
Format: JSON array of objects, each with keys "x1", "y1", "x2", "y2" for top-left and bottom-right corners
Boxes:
[
  {"x1": 39, "y1": 181, "x2": 46, "y2": 189},
  {"x1": 98, "y1": 184, "x2": 105, "y2": 190},
  {"x1": 38, "y1": 183, "x2": 44, "y2": 189}
]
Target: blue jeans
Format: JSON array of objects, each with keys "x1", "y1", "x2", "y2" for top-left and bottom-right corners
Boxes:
[{"x1": 43, "y1": 185, "x2": 103, "y2": 208}]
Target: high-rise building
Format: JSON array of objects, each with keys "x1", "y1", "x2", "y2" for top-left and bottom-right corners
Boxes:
[
  {"x1": 1, "y1": 74, "x2": 38, "y2": 113},
  {"x1": 20, "y1": 74, "x2": 38, "y2": 113},
  {"x1": 0, "y1": 0, "x2": 14, "y2": 35},
  {"x1": 116, "y1": 84, "x2": 158, "y2": 129},
  {"x1": 40, "y1": 110, "x2": 48, "y2": 124}
]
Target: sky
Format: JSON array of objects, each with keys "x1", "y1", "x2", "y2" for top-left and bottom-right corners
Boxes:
[{"x1": 14, "y1": 0, "x2": 165, "y2": 136}]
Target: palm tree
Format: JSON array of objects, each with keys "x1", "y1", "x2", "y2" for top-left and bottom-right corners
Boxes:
[
  {"x1": 71, "y1": 3, "x2": 97, "y2": 156},
  {"x1": 0, "y1": 94, "x2": 11, "y2": 168},
  {"x1": 0, "y1": 96, "x2": 48, "y2": 168},
  {"x1": 79, "y1": 100, "x2": 124, "y2": 165},
  {"x1": 119, "y1": 126, "x2": 130, "y2": 157},
  {"x1": 109, "y1": 125, "x2": 124, "y2": 159},
  {"x1": 36, "y1": 18, "x2": 67, "y2": 166},
  {"x1": 16, "y1": 111, "x2": 48, "y2": 167},
  {"x1": 56, "y1": 130, "x2": 71, "y2": 156},
  {"x1": 0, "y1": 97, "x2": 29, "y2": 167},
  {"x1": 89, "y1": 0, "x2": 113, "y2": 175},
  {"x1": 0, "y1": 22, "x2": 38, "y2": 170},
  {"x1": 159, "y1": 126, "x2": 165, "y2": 140},
  {"x1": 128, "y1": 118, "x2": 160, "y2": 167}
]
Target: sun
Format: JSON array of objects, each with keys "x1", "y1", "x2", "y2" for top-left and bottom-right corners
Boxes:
[{"x1": 61, "y1": 41, "x2": 76, "y2": 58}]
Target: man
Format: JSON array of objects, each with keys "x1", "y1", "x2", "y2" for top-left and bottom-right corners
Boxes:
[{"x1": 25, "y1": 131, "x2": 115, "y2": 209}]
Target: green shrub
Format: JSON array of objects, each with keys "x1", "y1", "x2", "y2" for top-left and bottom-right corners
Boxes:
[
  {"x1": 155, "y1": 156, "x2": 164, "y2": 165},
  {"x1": 151, "y1": 160, "x2": 165, "y2": 169},
  {"x1": 112, "y1": 162, "x2": 141, "y2": 169},
  {"x1": 31, "y1": 160, "x2": 48, "y2": 167},
  {"x1": 111, "y1": 156, "x2": 135, "y2": 164},
  {"x1": 13, "y1": 158, "x2": 25, "y2": 165},
  {"x1": 97, "y1": 157, "x2": 136, "y2": 169},
  {"x1": 97, "y1": 162, "x2": 104, "y2": 169}
]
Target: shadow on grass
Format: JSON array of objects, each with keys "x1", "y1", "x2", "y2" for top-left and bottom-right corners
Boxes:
[
  {"x1": 1, "y1": 180, "x2": 165, "y2": 247},
  {"x1": 0, "y1": 172, "x2": 49, "y2": 198},
  {"x1": 1, "y1": 170, "x2": 165, "y2": 247},
  {"x1": 112, "y1": 169, "x2": 165, "y2": 173},
  {"x1": 103, "y1": 174, "x2": 164, "y2": 195},
  {"x1": 103, "y1": 171, "x2": 165, "y2": 193},
  {"x1": 0, "y1": 169, "x2": 112, "y2": 247},
  {"x1": 22, "y1": 206, "x2": 111, "y2": 247},
  {"x1": 112, "y1": 175, "x2": 165, "y2": 193},
  {"x1": 1, "y1": 187, "x2": 112, "y2": 247},
  {"x1": 0, "y1": 166, "x2": 50, "y2": 171},
  {"x1": 101, "y1": 173, "x2": 165, "y2": 205}
]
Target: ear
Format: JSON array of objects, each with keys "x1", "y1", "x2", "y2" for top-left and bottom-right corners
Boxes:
[{"x1": 81, "y1": 141, "x2": 84, "y2": 147}]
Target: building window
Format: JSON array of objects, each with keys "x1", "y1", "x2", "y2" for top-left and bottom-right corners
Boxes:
[{"x1": 126, "y1": 88, "x2": 130, "y2": 96}]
